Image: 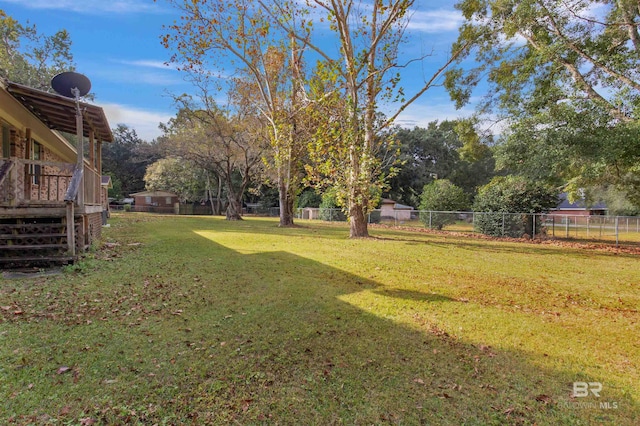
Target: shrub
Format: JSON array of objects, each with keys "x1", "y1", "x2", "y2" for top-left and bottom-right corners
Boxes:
[
  {"x1": 297, "y1": 188, "x2": 322, "y2": 209},
  {"x1": 473, "y1": 176, "x2": 558, "y2": 237},
  {"x1": 319, "y1": 190, "x2": 346, "y2": 221},
  {"x1": 419, "y1": 180, "x2": 468, "y2": 229}
]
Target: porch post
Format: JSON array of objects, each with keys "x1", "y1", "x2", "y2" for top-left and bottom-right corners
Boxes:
[
  {"x1": 24, "y1": 128, "x2": 31, "y2": 199},
  {"x1": 66, "y1": 201, "x2": 76, "y2": 256},
  {"x1": 89, "y1": 130, "x2": 95, "y2": 167},
  {"x1": 75, "y1": 95, "x2": 84, "y2": 209}
]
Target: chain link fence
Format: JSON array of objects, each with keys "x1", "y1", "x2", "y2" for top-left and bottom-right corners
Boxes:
[{"x1": 296, "y1": 208, "x2": 640, "y2": 245}]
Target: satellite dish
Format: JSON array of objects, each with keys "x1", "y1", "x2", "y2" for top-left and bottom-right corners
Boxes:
[{"x1": 51, "y1": 72, "x2": 91, "y2": 99}]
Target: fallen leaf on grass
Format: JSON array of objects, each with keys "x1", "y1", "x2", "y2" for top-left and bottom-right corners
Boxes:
[
  {"x1": 80, "y1": 418, "x2": 96, "y2": 425},
  {"x1": 56, "y1": 366, "x2": 71, "y2": 374},
  {"x1": 535, "y1": 394, "x2": 553, "y2": 405}
]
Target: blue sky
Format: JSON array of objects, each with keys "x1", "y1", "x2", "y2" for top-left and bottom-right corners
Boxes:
[{"x1": 1, "y1": 0, "x2": 476, "y2": 142}]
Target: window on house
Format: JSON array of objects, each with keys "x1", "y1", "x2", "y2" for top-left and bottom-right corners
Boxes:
[
  {"x1": 145, "y1": 196, "x2": 152, "y2": 204},
  {"x1": 31, "y1": 141, "x2": 43, "y2": 185},
  {"x1": 166, "y1": 197, "x2": 172, "y2": 205}
]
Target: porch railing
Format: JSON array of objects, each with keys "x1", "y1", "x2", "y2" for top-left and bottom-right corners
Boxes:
[{"x1": 0, "y1": 158, "x2": 101, "y2": 206}]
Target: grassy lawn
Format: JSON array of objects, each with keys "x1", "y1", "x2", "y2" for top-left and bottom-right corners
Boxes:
[{"x1": 1, "y1": 213, "x2": 638, "y2": 425}]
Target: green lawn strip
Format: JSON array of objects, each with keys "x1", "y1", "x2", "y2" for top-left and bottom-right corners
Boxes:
[{"x1": 0, "y1": 213, "x2": 637, "y2": 424}]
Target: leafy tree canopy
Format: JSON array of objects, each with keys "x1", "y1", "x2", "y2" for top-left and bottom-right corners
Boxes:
[
  {"x1": 387, "y1": 121, "x2": 495, "y2": 206},
  {"x1": 447, "y1": 0, "x2": 640, "y2": 202},
  {"x1": 103, "y1": 125, "x2": 160, "y2": 197},
  {"x1": 0, "y1": 9, "x2": 75, "y2": 90},
  {"x1": 144, "y1": 157, "x2": 206, "y2": 203}
]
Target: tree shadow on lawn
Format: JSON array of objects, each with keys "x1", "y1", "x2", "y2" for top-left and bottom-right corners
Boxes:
[
  {"x1": 2, "y1": 225, "x2": 637, "y2": 425},
  {"x1": 142, "y1": 234, "x2": 637, "y2": 424}
]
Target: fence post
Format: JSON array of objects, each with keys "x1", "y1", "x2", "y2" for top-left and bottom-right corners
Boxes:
[
  {"x1": 565, "y1": 216, "x2": 569, "y2": 238},
  {"x1": 429, "y1": 211, "x2": 432, "y2": 229},
  {"x1": 502, "y1": 212, "x2": 506, "y2": 237},
  {"x1": 532, "y1": 213, "x2": 536, "y2": 238},
  {"x1": 599, "y1": 218, "x2": 603, "y2": 238},
  {"x1": 615, "y1": 216, "x2": 619, "y2": 247}
]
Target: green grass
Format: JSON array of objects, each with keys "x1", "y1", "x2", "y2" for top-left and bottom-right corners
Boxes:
[{"x1": 1, "y1": 213, "x2": 638, "y2": 425}]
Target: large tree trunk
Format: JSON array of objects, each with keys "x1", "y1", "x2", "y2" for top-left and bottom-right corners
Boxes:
[
  {"x1": 278, "y1": 179, "x2": 295, "y2": 226},
  {"x1": 206, "y1": 172, "x2": 216, "y2": 216},
  {"x1": 225, "y1": 180, "x2": 243, "y2": 220},
  {"x1": 349, "y1": 202, "x2": 369, "y2": 238},
  {"x1": 226, "y1": 197, "x2": 243, "y2": 220},
  {"x1": 215, "y1": 175, "x2": 223, "y2": 215}
]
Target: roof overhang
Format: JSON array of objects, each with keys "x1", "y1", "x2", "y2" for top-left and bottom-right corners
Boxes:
[
  {"x1": 101, "y1": 175, "x2": 113, "y2": 189},
  {"x1": 5, "y1": 81, "x2": 113, "y2": 143}
]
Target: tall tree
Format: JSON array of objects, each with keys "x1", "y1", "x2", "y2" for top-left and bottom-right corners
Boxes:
[
  {"x1": 0, "y1": 9, "x2": 75, "y2": 90},
  {"x1": 446, "y1": 0, "x2": 640, "y2": 202},
  {"x1": 273, "y1": 0, "x2": 472, "y2": 237},
  {"x1": 144, "y1": 157, "x2": 207, "y2": 203},
  {"x1": 161, "y1": 0, "x2": 471, "y2": 237},
  {"x1": 159, "y1": 0, "x2": 309, "y2": 227},
  {"x1": 158, "y1": 106, "x2": 266, "y2": 220}
]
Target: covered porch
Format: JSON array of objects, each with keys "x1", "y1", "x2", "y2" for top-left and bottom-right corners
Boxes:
[{"x1": 0, "y1": 80, "x2": 113, "y2": 268}]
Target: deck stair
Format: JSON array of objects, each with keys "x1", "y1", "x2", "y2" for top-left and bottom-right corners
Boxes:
[{"x1": 0, "y1": 216, "x2": 77, "y2": 268}]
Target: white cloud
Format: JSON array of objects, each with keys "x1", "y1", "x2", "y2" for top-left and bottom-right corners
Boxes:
[
  {"x1": 407, "y1": 9, "x2": 464, "y2": 33},
  {"x1": 116, "y1": 59, "x2": 178, "y2": 70},
  {"x1": 392, "y1": 101, "x2": 474, "y2": 128},
  {"x1": 0, "y1": 0, "x2": 168, "y2": 14},
  {"x1": 101, "y1": 103, "x2": 172, "y2": 142},
  {"x1": 92, "y1": 65, "x2": 184, "y2": 86},
  {"x1": 127, "y1": 71, "x2": 183, "y2": 86}
]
